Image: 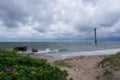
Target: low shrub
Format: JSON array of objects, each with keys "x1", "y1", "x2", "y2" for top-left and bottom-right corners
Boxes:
[{"x1": 0, "y1": 50, "x2": 68, "y2": 80}]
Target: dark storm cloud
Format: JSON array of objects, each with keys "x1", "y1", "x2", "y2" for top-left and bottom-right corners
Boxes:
[{"x1": 0, "y1": 0, "x2": 29, "y2": 27}]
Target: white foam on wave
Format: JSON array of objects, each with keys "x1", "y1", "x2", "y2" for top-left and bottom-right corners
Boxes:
[{"x1": 34, "y1": 48, "x2": 59, "y2": 54}]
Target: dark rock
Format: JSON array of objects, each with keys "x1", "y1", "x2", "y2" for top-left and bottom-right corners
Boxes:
[
  {"x1": 32, "y1": 48, "x2": 38, "y2": 52},
  {"x1": 13, "y1": 46, "x2": 27, "y2": 52}
]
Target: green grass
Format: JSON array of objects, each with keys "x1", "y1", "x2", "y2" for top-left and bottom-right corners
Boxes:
[
  {"x1": 53, "y1": 60, "x2": 73, "y2": 68},
  {"x1": 0, "y1": 50, "x2": 69, "y2": 80},
  {"x1": 97, "y1": 52, "x2": 120, "y2": 80}
]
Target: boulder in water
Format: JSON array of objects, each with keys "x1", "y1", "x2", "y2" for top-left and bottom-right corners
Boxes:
[
  {"x1": 13, "y1": 46, "x2": 27, "y2": 52},
  {"x1": 32, "y1": 48, "x2": 38, "y2": 52}
]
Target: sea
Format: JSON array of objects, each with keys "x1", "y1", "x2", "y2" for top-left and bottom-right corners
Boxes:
[{"x1": 0, "y1": 41, "x2": 120, "y2": 53}]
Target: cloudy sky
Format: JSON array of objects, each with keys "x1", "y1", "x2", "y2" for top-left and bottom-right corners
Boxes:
[{"x1": 0, "y1": 0, "x2": 120, "y2": 41}]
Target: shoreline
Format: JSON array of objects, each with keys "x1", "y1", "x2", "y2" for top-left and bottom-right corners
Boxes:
[{"x1": 26, "y1": 48, "x2": 120, "y2": 62}]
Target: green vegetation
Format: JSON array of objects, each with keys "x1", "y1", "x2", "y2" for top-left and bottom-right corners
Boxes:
[
  {"x1": 97, "y1": 52, "x2": 120, "y2": 80},
  {"x1": 53, "y1": 60, "x2": 73, "y2": 68},
  {"x1": 0, "y1": 50, "x2": 69, "y2": 80}
]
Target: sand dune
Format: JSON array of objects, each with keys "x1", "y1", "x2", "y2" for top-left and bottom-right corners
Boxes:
[{"x1": 60, "y1": 56, "x2": 104, "y2": 80}]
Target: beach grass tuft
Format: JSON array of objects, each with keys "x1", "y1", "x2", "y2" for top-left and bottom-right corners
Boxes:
[
  {"x1": 97, "y1": 52, "x2": 120, "y2": 80},
  {"x1": 53, "y1": 60, "x2": 73, "y2": 68}
]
